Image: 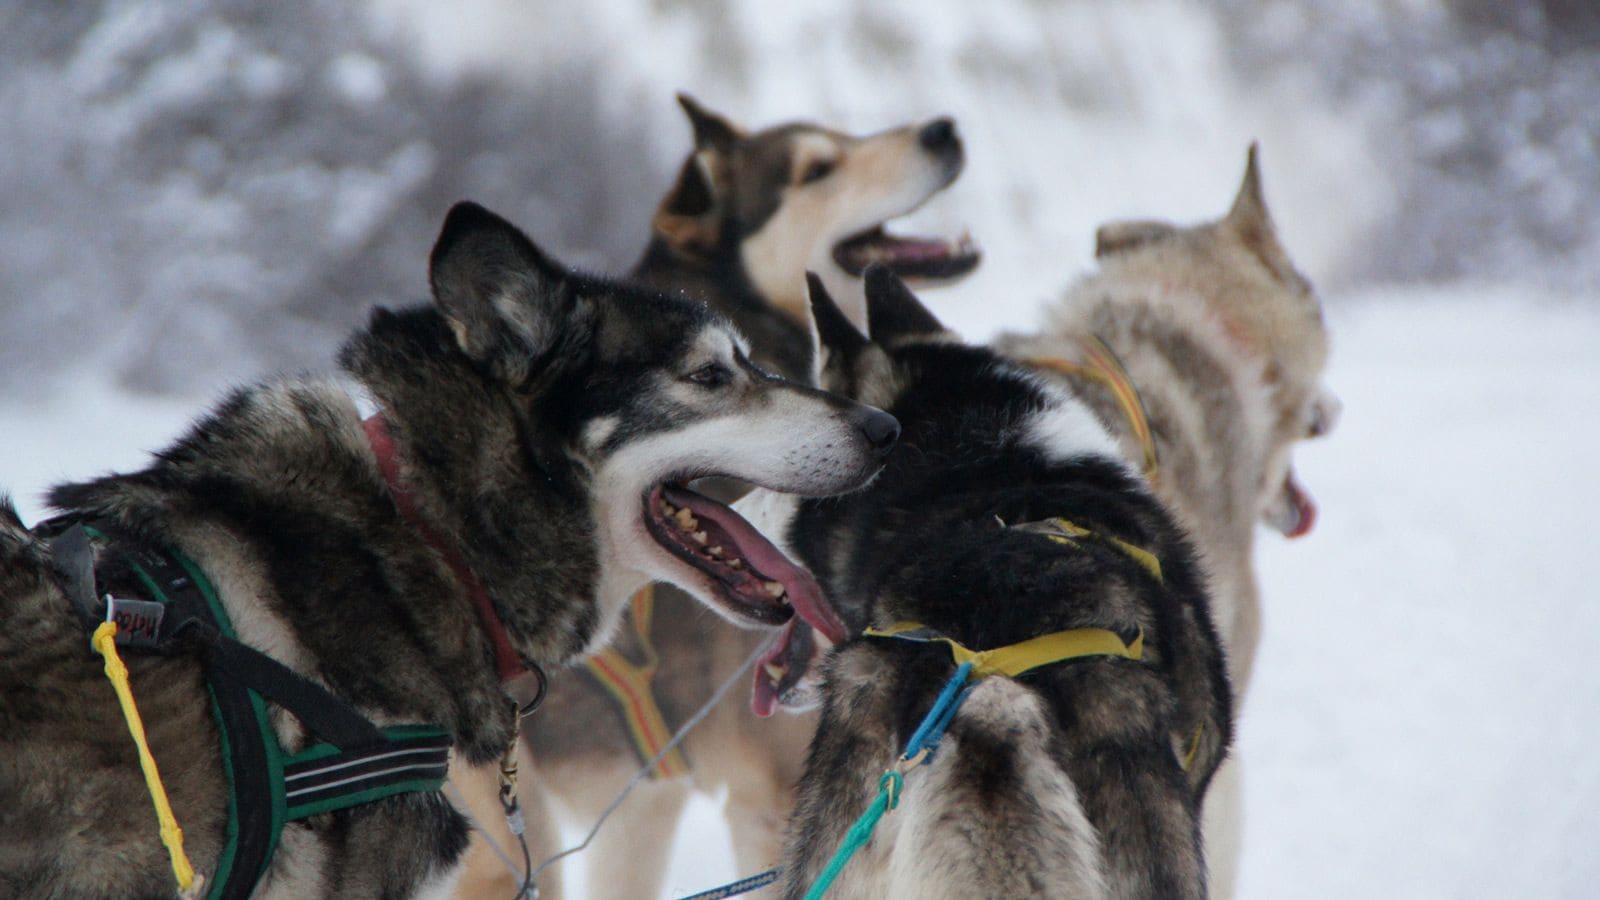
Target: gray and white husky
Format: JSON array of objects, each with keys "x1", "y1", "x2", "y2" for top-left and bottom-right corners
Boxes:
[
  {"x1": 0, "y1": 202, "x2": 895, "y2": 897},
  {"x1": 508, "y1": 95, "x2": 977, "y2": 900},
  {"x1": 753, "y1": 269, "x2": 1233, "y2": 899}
]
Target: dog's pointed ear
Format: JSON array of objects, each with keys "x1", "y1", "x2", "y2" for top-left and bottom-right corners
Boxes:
[
  {"x1": 654, "y1": 94, "x2": 745, "y2": 259},
  {"x1": 1222, "y1": 143, "x2": 1299, "y2": 284},
  {"x1": 1225, "y1": 142, "x2": 1269, "y2": 232},
  {"x1": 1094, "y1": 220, "x2": 1177, "y2": 258},
  {"x1": 806, "y1": 272, "x2": 869, "y2": 388},
  {"x1": 653, "y1": 156, "x2": 722, "y2": 258},
  {"x1": 677, "y1": 93, "x2": 742, "y2": 155},
  {"x1": 429, "y1": 201, "x2": 577, "y2": 385},
  {"x1": 864, "y1": 264, "x2": 946, "y2": 345}
]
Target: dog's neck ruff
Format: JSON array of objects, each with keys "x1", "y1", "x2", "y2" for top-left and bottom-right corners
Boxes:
[
  {"x1": 360, "y1": 413, "x2": 546, "y2": 710},
  {"x1": 1027, "y1": 336, "x2": 1159, "y2": 481}
]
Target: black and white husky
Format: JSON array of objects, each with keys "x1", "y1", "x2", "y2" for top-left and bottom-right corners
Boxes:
[
  {"x1": 0, "y1": 202, "x2": 895, "y2": 897},
  {"x1": 753, "y1": 270, "x2": 1232, "y2": 898}
]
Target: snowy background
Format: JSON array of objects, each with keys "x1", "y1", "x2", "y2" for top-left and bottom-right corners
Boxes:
[{"x1": 3, "y1": 2, "x2": 1597, "y2": 897}]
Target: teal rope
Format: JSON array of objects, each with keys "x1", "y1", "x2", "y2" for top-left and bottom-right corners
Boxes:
[
  {"x1": 804, "y1": 661, "x2": 977, "y2": 900},
  {"x1": 804, "y1": 770, "x2": 904, "y2": 900}
]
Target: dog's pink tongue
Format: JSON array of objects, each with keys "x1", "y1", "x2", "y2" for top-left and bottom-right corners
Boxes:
[
  {"x1": 1266, "y1": 468, "x2": 1318, "y2": 538},
  {"x1": 663, "y1": 486, "x2": 848, "y2": 644},
  {"x1": 751, "y1": 620, "x2": 798, "y2": 718}
]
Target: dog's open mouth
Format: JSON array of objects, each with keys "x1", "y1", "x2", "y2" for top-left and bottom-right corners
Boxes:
[
  {"x1": 1263, "y1": 466, "x2": 1317, "y2": 539},
  {"x1": 644, "y1": 482, "x2": 847, "y2": 641},
  {"x1": 752, "y1": 618, "x2": 827, "y2": 718},
  {"x1": 833, "y1": 225, "x2": 980, "y2": 281}
]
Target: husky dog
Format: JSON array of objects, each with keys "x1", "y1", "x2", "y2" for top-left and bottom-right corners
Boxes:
[
  {"x1": 0, "y1": 202, "x2": 897, "y2": 898},
  {"x1": 513, "y1": 96, "x2": 978, "y2": 900},
  {"x1": 996, "y1": 147, "x2": 1337, "y2": 895},
  {"x1": 768, "y1": 269, "x2": 1233, "y2": 898},
  {"x1": 633, "y1": 93, "x2": 979, "y2": 370}
]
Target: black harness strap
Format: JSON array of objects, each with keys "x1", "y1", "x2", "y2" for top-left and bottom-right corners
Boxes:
[{"x1": 197, "y1": 633, "x2": 385, "y2": 751}]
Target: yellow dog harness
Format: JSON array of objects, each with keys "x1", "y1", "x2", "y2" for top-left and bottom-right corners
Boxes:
[{"x1": 863, "y1": 620, "x2": 1144, "y2": 676}]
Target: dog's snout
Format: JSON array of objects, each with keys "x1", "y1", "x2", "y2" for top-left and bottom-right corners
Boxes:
[
  {"x1": 856, "y1": 409, "x2": 900, "y2": 458},
  {"x1": 919, "y1": 118, "x2": 958, "y2": 153}
]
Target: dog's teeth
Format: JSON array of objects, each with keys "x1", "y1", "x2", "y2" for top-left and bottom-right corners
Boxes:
[
  {"x1": 727, "y1": 559, "x2": 743, "y2": 569},
  {"x1": 708, "y1": 546, "x2": 724, "y2": 558},
  {"x1": 763, "y1": 580, "x2": 787, "y2": 600},
  {"x1": 662, "y1": 502, "x2": 677, "y2": 516},
  {"x1": 674, "y1": 508, "x2": 697, "y2": 530},
  {"x1": 764, "y1": 662, "x2": 785, "y2": 682},
  {"x1": 692, "y1": 530, "x2": 708, "y2": 545}
]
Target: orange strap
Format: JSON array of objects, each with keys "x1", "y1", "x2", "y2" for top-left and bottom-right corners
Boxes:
[
  {"x1": 1028, "y1": 336, "x2": 1159, "y2": 481},
  {"x1": 582, "y1": 586, "x2": 691, "y2": 779}
]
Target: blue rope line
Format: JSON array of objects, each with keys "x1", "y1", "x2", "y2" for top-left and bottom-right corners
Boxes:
[
  {"x1": 804, "y1": 662, "x2": 977, "y2": 899},
  {"x1": 902, "y1": 661, "x2": 975, "y2": 761},
  {"x1": 677, "y1": 866, "x2": 783, "y2": 900}
]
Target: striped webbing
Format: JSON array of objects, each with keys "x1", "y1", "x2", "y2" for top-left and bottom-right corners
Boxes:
[{"x1": 582, "y1": 585, "x2": 691, "y2": 779}]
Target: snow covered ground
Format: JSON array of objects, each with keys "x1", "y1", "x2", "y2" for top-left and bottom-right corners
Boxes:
[{"x1": 5, "y1": 284, "x2": 1596, "y2": 898}]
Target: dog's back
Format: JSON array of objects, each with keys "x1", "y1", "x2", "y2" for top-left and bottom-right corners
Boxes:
[{"x1": 791, "y1": 651, "x2": 1111, "y2": 899}]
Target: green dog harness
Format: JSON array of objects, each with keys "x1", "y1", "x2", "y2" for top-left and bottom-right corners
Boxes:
[{"x1": 50, "y1": 522, "x2": 450, "y2": 900}]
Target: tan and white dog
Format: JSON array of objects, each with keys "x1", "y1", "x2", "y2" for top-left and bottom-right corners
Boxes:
[{"x1": 996, "y1": 146, "x2": 1338, "y2": 895}]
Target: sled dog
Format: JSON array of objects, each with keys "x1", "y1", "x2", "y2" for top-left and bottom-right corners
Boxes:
[
  {"x1": 0, "y1": 202, "x2": 895, "y2": 897},
  {"x1": 771, "y1": 269, "x2": 1233, "y2": 898},
  {"x1": 512, "y1": 95, "x2": 977, "y2": 899}
]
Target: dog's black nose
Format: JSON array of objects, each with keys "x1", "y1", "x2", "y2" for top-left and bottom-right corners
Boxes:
[
  {"x1": 919, "y1": 117, "x2": 958, "y2": 152},
  {"x1": 857, "y1": 409, "x2": 900, "y2": 458}
]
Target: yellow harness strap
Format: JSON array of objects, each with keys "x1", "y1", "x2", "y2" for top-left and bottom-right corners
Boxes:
[
  {"x1": 1180, "y1": 722, "x2": 1206, "y2": 773},
  {"x1": 90, "y1": 621, "x2": 204, "y2": 899},
  {"x1": 1012, "y1": 515, "x2": 1165, "y2": 584},
  {"x1": 582, "y1": 585, "x2": 691, "y2": 779},
  {"x1": 1028, "y1": 336, "x2": 1159, "y2": 482},
  {"x1": 863, "y1": 621, "x2": 1143, "y2": 679}
]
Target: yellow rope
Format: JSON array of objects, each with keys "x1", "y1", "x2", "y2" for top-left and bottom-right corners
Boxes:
[{"x1": 90, "y1": 621, "x2": 203, "y2": 898}]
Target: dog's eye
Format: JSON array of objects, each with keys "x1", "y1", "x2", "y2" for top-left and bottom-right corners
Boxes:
[
  {"x1": 686, "y1": 363, "x2": 733, "y2": 388},
  {"x1": 800, "y1": 159, "x2": 836, "y2": 185}
]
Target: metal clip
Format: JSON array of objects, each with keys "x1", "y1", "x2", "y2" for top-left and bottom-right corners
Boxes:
[{"x1": 504, "y1": 663, "x2": 548, "y2": 720}]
